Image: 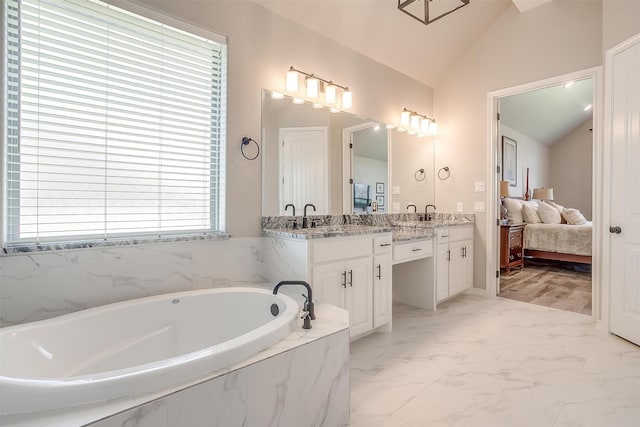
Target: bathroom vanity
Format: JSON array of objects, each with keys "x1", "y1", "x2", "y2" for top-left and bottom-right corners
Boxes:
[{"x1": 263, "y1": 216, "x2": 474, "y2": 340}]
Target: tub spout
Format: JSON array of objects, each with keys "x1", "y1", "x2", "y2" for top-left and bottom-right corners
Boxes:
[{"x1": 273, "y1": 281, "x2": 316, "y2": 326}]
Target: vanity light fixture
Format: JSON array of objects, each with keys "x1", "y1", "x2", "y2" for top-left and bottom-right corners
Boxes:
[
  {"x1": 398, "y1": 0, "x2": 470, "y2": 27},
  {"x1": 284, "y1": 66, "x2": 352, "y2": 109},
  {"x1": 401, "y1": 108, "x2": 438, "y2": 135}
]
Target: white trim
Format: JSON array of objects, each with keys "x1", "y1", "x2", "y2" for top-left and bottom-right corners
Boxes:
[
  {"x1": 486, "y1": 67, "x2": 602, "y2": 323},
  {"x1": 602, "y1": 32, "x2": 640, "y2": 333},
  {"x1": 464, "y1": 287, "x2": 487, "y2": 297}
]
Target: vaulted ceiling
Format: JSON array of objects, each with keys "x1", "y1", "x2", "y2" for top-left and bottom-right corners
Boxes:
[{"x1": 254, "y1": 0, "x2": 590, "y2": 145}]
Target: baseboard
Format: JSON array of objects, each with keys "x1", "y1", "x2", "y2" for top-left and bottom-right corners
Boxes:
[{"x1": 464, "y1": 287, "x2": 487, "y2": 297}]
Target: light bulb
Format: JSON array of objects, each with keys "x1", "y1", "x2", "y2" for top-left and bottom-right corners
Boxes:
[{"x1": 286, "y1": 69, "x2": 299, "y2": 92}]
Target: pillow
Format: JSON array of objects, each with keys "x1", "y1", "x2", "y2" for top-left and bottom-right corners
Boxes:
[
  {"x1": 502, "y1": 198, "x2": 524, "y2": 223},
  {"x1": 547, "y1": 201, "x2": 567, "y2": 223},
  {"x1": 522, "y1": 204, "x2": 542, "y2": 223},
  {"x1": 562, "y1": 208, "x2": 588, "y2": 225},
  {"x1": 537, "y1": 201, "x2": 562, "y2": 224}
]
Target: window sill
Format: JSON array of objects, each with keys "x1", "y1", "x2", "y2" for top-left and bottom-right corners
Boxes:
[{"x1": 2, "y1": 232, "x2": 230, "y2": 255}]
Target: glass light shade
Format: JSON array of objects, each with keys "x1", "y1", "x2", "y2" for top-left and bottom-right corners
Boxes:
[
  {"x1": 429, "y1": 121, "x2": 438, "y2": 135},
  {"x1": 400, "y1": 110, "x2": 410, "y2": 127},
  {"x1": 410, "y1": 114, "x2": 420, "y2": 131},
  {"x1": 420, "y1": 117, "x2": 431, "y2": 134},
  {"x1": 286, "y1": 69, "x2": 299, "y2": 92},
  {"x1": 306, "y1": 77, "x2": 319, "y2": 98},
  {"x1": 325, "y1": 84, "x2": 337, "y2": 104},
  {"x1": 341, "y1": 90, "x2": 352, "y2": 109},
  {"x1": 292, "y1": 97, "x2": 304, "y2": 104}
]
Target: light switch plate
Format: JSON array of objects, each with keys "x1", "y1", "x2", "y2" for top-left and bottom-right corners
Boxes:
[
  {"x1": 456, "y1": 202, "x2": 463, "y2": 212},
  {"x1": 392, "y1": 186, "x2": 401, "y2": 195},
  {"x1": 392, "y1": 202, "x2": 400, "y2": 212},
  {"x1": 474, "y1": 181, "x2": 486, "y2": 192},
  {"x1": 474, "y1": 201, "x2": 486, "y2": 212}
]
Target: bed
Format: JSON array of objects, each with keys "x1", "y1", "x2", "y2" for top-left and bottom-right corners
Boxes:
[
  {"x1": 523, "y1": 222, "x2": 592, "y2": 264},
  {"x1": 502, "y1": 197, "x2": 592, "y2": 265}
]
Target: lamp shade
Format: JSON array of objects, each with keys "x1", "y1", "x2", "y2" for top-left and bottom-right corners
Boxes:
[
  {"x1": 500, "y1": 180, "x2": 510, "y2": 198},
  {"x1": 532, "y1": 187, "x2": 554, "y2": 200}
]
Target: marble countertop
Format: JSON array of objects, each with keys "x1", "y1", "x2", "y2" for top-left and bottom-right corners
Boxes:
[{"x1": 263, "y1": 220, "x2": 472, "y2": 242}]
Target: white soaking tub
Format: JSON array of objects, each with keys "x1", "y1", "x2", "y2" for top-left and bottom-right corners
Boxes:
[{"x1": 0, "y1": 287, "x2": 299, "y2": 415}]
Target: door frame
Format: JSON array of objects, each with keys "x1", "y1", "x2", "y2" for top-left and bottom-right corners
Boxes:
[{"x1": 485, "y1": 66, "x2": 603, "y2": 322}]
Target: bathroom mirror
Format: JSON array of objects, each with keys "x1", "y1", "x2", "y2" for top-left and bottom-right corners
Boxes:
[{"x1": 261, "y1": 89, "x2": 435, "y2": 216}]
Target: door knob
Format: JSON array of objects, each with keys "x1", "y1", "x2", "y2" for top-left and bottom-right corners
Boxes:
[{"x1": 609, "y1": 225, "x2": 622, "y2": 234}]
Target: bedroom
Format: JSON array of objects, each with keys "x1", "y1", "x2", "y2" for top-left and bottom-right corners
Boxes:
[{"x1": 497, "y1": 77, "x2": 594, "y2": 314}]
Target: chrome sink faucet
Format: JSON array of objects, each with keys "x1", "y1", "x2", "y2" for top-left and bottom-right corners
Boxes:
[
  {"x1": 302, "y1": 203, "x2": 316, "y2": 229},
  {"x1": 425, "y1": 204, "x2": 436, "y2": 221}
]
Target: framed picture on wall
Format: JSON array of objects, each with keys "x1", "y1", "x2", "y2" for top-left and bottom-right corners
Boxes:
[
  {"x1": 376, "y1": 182, "x2": 384, "y2": 194},
  {"x1": 376, "y1": 195, "x2": 384, "y2": 207},
  {"x1": 502, "y1": 136, "x2": 517, "y2": 187}
]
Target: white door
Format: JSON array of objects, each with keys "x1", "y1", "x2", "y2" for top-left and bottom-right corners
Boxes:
[
  {"x1": 608, "y1": 33, "x2": 640, "y2": 346},
  {"x1": 280, "y1": 127, "x2": 328, "y2": 215}
]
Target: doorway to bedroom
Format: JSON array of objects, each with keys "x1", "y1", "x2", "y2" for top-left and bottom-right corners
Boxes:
[{"x1": 495, "y1": 75, "x2": 594, "y2": 316}]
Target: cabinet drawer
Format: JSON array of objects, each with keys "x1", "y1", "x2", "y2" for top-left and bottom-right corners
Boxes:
[
  {"x1": 374, "y1": 234, "x2": 393, "y2": 254},
  {"x1": 393, "y1": 239, "x2": 433, "y2": 263},
  {"x1": 449, "y1": 225, "x2": 473, "y2": 241},
  {"x1": 313, "y1": 237, "x2": 371, "y2": 264},
  {"x1": 436, "y1": 228, "x2": 449, "y2": 242}
]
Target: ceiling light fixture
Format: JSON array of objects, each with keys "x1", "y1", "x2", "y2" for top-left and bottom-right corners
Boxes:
[
  {"x1": 401, "y1": 108, "x2": 438, "y2": 135},
  {"x1": 398, "y1": 0, "x2": 470, "y2": 26},
  {"x1": 285, "y1": 66, "x2": 353, "y2": 109}
]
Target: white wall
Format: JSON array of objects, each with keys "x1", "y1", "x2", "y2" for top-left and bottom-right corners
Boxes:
[
  {"x1": 391, "y1": 132, "x2": 435, "y2": 213},
  {"x1": 434, "y1": 0, "x2": 603, "y2": 290},
  {"x1": 499, "y1": 125, "x2": 550, "y2": 199},
  {"x1": 603, "y1": 0, "x2": 640, "y2": 50},
  {"x1": 550, "y1": 119, "x2": 593, "y2": 219}
]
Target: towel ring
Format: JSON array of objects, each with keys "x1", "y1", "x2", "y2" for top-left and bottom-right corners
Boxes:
[
  {"x1": 414, "y1": 168, "x2": 426, "y2": 182},
  {"x1": 438, "y1": 166, "x2": 450, "y2": 180},
  {"x1": 241, "y1": 136, "x2": 260, "y2": 160}
]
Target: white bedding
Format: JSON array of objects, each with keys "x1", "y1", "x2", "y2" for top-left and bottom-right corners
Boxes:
[{"x1": 524, "y1": 222, "x2": 592, "y2": 256}]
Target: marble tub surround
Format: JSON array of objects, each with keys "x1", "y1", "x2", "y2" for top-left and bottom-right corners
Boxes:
[
  {"x1": 3, "y1": 303, "x2": 350, "y2": 427},
  {"x1": 0, "y1": 237, "x2": 268, "y2": 326}
]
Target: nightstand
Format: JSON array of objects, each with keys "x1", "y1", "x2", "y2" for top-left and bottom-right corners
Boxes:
[{"x1": 500, "y1": 224, "x2": 524, "y2": 275}]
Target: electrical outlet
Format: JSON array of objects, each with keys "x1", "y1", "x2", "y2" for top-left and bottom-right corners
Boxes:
[
  {"x1": 474, "y1": 201, "x2": 486, "y2": 212},
  {"x1": 392, "y1": 186, "x2": 401, "y2": 195},
  {"x1": 474, "y1": 181, "x2": 486, "y2": 192},
  {"x1": 456, "y1": 202, "x2": 463, "y2": 212}
]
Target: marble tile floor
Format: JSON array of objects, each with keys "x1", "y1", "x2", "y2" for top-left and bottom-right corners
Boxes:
[{"x1": 348, "y1": 295, "x2": 640, "y2": 427}]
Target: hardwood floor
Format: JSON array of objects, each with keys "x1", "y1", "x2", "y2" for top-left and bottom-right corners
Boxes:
[{"x1": 498, "y1": 258, "x2": 592, "y2": 315}]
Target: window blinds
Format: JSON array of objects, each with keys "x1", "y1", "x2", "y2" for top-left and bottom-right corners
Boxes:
[{"x1": 5, "y1": 0, "x2": 226, "y2": 245}]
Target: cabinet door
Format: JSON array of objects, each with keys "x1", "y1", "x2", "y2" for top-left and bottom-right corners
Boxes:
[
  {"x1": 436, "y1": 242, "x2": 450, "y2": 301},
  {"x1": 450, "y1": 239, "x2": 473, "y2": 295},
  {"x1": 449, "y1": 240, "x2": 466, "y2": 295},
  {"x1": 312, "y1": 261, "x2": 347, "y2": 310},
  {"x1": 347, "y1": 257, "x2": 373, "y2": 337},
  {"x1": 373, "y1": 254, "x2": 392, "y2": 328}
]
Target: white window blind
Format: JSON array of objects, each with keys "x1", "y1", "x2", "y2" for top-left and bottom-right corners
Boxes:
[{"x1": 5, "y1": 0, "x2": 226, "y2": 246}]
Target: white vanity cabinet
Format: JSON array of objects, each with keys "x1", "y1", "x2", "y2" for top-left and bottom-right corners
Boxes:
[
  {"x1": 435, "y1": 225, "x2": 474, "y2": 302},
  {"x1": 266, "y1": 232, "x2": 393, "y2": 339}
]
